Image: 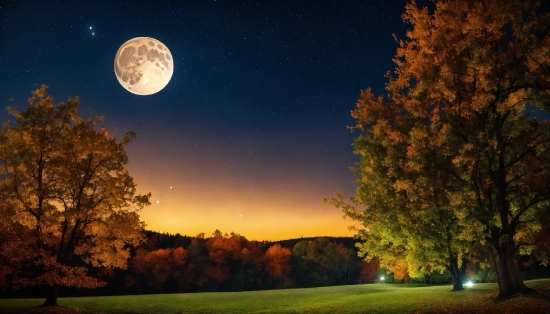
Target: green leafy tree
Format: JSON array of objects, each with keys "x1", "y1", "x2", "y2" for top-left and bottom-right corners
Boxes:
[
  {"x1": 0, "y1": 85, "x2": 150, "y2": 305},
  {"x1": 328, "y1": 0, "x2": 550, "y2": 297},
  {"x1": 326, "y1": 85, "x2": 475, "y2": 290},
  {"x1": 292, "y1": 238, "x2": 356, "y2": 287}
]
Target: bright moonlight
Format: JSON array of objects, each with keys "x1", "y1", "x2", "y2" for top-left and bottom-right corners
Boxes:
[{"x1": 114, "y1": 37, "x2": 173, "y2": 95}]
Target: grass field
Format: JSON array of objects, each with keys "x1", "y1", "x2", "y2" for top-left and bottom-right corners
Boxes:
[{"x1": 1, "y1": 279, "x2": 549, "y2": 313}]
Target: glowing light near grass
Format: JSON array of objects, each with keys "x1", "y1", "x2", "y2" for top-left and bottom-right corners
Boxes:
[{"x1": 465, "y1": 281, "x2": 474, "y2": 288}]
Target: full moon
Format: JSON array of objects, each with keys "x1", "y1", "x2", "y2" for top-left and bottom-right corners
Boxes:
[{"x1": 114, "y1": 37, "x2": 173, "y2": 95}]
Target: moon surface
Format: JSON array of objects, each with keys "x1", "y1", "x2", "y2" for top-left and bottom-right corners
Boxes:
[{"x1": 114, "y1": 37, "x2": 173, "y2": 95}]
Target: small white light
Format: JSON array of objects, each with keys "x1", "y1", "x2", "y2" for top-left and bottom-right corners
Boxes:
[
  {"x1": 380, "y1": 276, "x2": 385, "y2": 281},
  {"x1": 465, "y1": 281, "x2": 474, "y2": 287}
]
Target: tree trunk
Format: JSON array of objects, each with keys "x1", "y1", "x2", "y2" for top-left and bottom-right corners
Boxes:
[
  {"x1": 450, "y1": 271, "x2": 464, "y2": 291},
  {"x1": 494, "y1": 242, "x2": 530, "y2": 298},
  {"x1": 447, "y1": 255, "x2": 467, "y2": 291},
  {"x1": 447, "y1": 264, "x2": 464, "y2": 291},
  {"x1": 43, "y1": 286, "x2": 59, "y2": 306}
]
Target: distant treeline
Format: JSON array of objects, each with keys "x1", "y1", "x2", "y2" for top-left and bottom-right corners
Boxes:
[
  {"x1": 2, "y1": 230, "x2": 549, "y2": 298},
  {"x1": 112, "y1": 230, "x2": 380, "y2": 295}
]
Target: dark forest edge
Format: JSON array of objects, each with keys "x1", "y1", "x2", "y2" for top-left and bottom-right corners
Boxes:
[{"x1": 1, "y1": 230, "x2": 549, "y2": 299}]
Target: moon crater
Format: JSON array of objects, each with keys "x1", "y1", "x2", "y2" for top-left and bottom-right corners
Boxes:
[{"x1": 114, "y1": 37, "x2": 173, "y2": 95}]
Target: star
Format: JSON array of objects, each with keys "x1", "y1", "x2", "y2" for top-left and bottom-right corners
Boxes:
[{"x1": 2, "y1": 0, "x2": 411, "y2": 243}]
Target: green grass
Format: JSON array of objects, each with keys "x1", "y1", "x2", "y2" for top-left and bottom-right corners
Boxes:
[{"x1": 1, "y1": 279, "x2": 549, "y2": 313}]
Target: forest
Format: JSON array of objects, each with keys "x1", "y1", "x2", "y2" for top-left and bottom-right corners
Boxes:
[{"x1": 2, "y1": 230, "x2": 548, "y2": 299}]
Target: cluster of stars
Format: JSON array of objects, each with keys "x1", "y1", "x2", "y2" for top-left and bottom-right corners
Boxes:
[{"x1": 156, "y1": 186, "x2": 173, "y2": 204}]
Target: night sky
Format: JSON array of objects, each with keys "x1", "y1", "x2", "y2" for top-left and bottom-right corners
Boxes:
[{"x1": 1, "y1": 0, "x2": 407, "y2": 240}]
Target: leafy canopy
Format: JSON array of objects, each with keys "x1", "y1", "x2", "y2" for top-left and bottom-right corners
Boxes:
[
  {"x1": 327, "y1": 0, "x2": 550, "y2": 296},
  {"x1": 0, "y1": 85, "x2": 151, "y2": 291}
]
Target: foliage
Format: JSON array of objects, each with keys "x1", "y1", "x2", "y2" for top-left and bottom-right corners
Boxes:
[
  {"x1": 205, "y1": 230, "x2": 265, "y2": 291},
  {"x1": 2, "y1": 229, "x2": 548, "y2": 298},
  {"x1": 131, "y1": 247, "x2": 189, "y2": 291},
  {"x1": 0, "y1": 85, "x2": 150, "y2": 305},
  {"x1": 358, "y1": 258, "x2": 380, "y2": 284},
  {"x1": 264, "y1": 244, "x2": 292, "y2": 286},
  {"x1": 123, "y1": 232, "x2": 365, "y2": 294},
  {"x1": 292, "y1": 238, "x2": 357, "y2": 287},
  {"x1": 327, "y1": 0, "x2": 550, "y2": 297}
]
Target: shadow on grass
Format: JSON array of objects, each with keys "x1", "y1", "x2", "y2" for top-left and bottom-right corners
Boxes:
[
  {"x1": 0, "y1": 305, "x2": 101, "y2": 314},
  {"x1": 496, "y1": 287, "x2": 550, "y2": 302}
]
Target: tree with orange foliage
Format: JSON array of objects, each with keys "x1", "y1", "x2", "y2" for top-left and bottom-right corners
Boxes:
[
  {"x1": 205, "y1": 230, "x2": 264, "y2": 290},
  {"x1": 384, "y1": 258, "x2": 410, "y2": 283},
  {"x1": 0, "y1": 86, "x2": 150, "y2": 305},
  {"x1": 205, "y1": 230, "x2": 241, "y2": 285},
  {"x1": 264, "y1": 244, "x2": 292, "y2": 286},
  {"x1": 328, "y1": 0, "x2": 550, "y2": 297},
  {"x1": 131, "y1": 247, "x2": 189, "y2": 291}
]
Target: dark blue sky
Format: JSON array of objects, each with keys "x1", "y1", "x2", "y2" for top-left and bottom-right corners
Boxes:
[{"x1": 0, "y1": 0, "x2": 408, "y2": 240}]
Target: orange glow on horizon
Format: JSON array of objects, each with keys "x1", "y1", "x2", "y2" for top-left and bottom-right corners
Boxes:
[
  {"x1": 126, "y1": 138, "x2": 358, "y2": 241},
  {"x1": 134, "y1": 174, "x2": 357, "y2": 241}
]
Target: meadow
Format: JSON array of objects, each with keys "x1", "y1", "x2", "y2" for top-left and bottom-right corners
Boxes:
[{"x1": 1, "y1": 279, "x2": 549, "y2": 314}]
